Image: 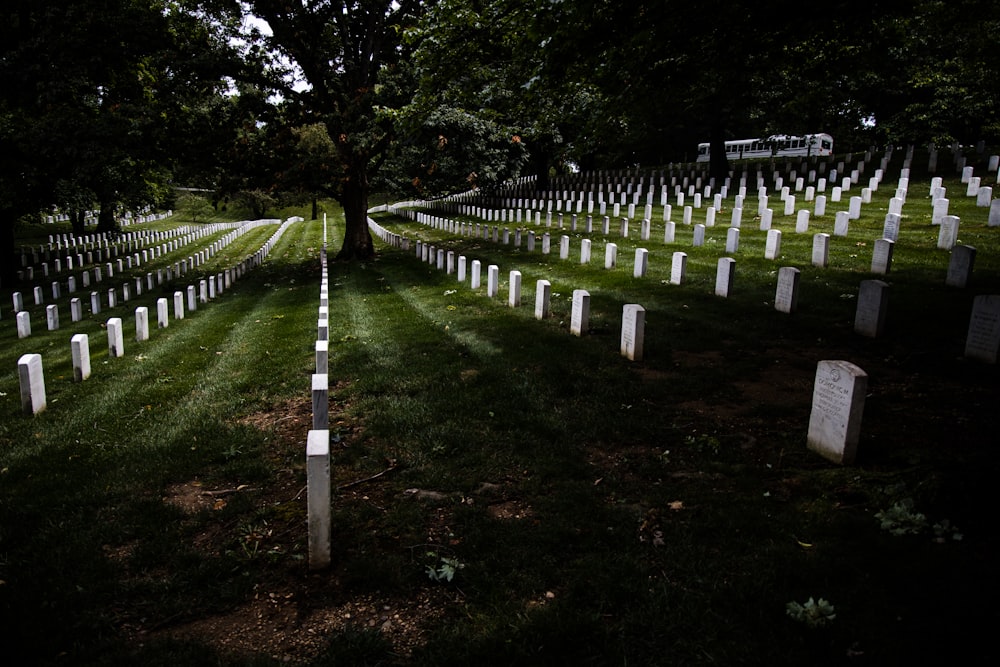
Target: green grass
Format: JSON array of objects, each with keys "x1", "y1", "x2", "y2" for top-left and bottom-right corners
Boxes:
[{"x1": 2, "y1": 152, "x2": 999, "y2": 665}]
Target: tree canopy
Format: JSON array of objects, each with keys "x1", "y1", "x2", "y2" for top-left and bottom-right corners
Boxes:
[{"x1": 2, "y1": 0, "x2": 999, "y2": 273}]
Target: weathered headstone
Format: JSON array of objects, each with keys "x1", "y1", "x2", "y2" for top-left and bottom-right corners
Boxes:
[
  {"x1": 570, "y1": 289, "x2": 590, "y2": 336},
  {"x1": 882, "y1": 213, "x2": 900, "y2": 242},
  {"x1": 989, "y1": 200, "x2": 1000, "y2": 227},
  {"x1": 774, "y1": 267, "x2": 800, "y2": 313},
  {"x1": 854, "y1": 280, "x2": 889, "y2": 337},
  {"x1": 946, "y1": 245, "x2": 976, "y2": 288},
  {"x1": 306, "y1": 429, "x2": 331, "y2": 570},
  {"x1": 535, "y1": 279, "x2": 551, "y2": 320},
  {"x1": 806, "y1": 360, "x2": 868, "y2": 464},
  {"x1": 715, "y1": 257, "x2": 735, "y2": 298},
  {"x1": 580, "y1": 238, "x2": 592, "y2": 264},
  {"x1": 964, "y1": 295, "x2": 1000, "y2": 363},
  {"x1": 71, "y1": 333, "x2": 91, "y2": 382},
  {"x1": 70, "y1": 297, "x2": 82, "y2": 323},
  {"x1": 18, "y1": 353, "x2": 46, "y2": 415},
  {"x1": 620, "y1": 304, "x2": 646, "y2": 361}
]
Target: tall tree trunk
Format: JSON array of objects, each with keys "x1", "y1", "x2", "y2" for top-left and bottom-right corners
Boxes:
[
  {"x1": 96, "y1": 198, "x2": 119, "y2": 235},
  {"x1": 1, "y1": 211, "x2": 19, "y2": 288},
  {"x1": 708, "y1": 118, "x2": 730, "y2": 182},
  {"x1": 311, "y1": 197, "x2": 319, "y2": 221},
  {"x1": 335, "y1": 165, "x2": 374, "y2": 261},
  {"x1": 71, "y1": 209, "x2": 85, "y2": 236}
]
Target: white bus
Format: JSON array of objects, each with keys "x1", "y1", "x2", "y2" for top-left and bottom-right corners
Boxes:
[{"x1": 696, "y1": 133, "x2": 834, "y2": 162}]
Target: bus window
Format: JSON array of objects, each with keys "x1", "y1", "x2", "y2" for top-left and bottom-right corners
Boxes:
[{"x1": 821, "y1": 140, "x2": 832, "y2": 150}]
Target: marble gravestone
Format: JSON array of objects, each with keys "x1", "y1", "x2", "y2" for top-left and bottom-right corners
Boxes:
[{"x1": 807, "y1": 360, "x2": 868, "y2": 465}]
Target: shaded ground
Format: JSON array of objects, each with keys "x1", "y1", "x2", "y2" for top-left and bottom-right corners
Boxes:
[{"x1": 133, "y1": 343, "x2": 998, "y2": 664}]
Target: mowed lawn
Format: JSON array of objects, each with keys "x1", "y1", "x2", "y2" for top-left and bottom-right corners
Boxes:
[{"x1": 2, "y1": 157, "x2": 1000, "y2": 666}]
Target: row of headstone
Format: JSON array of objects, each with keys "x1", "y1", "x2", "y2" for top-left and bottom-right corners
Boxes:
[
  {"x1": 309, "y1": 240, "x2": 332, "y2": 571},
  {"x1": 368, "y1": 214, "x2": 648, "y2": 361},
  {"x1": 8, "y1": 219, "x2": 282, "y2": 329},
  {"x1": 14, "y1": 219, "x2": 297, "y2": 414}
]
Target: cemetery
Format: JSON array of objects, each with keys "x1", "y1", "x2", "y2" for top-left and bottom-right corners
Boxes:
[
  {"x1": 0, "y1": 141, "x2": 998, "y2": 665},
  {"x1": 5, "y1": 0, "x2": 1000, "y2": 661}
]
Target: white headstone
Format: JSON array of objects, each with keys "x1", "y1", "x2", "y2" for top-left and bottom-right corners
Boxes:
[
  {"x1": 759, "y1": 208, "x2": 773, "y2": 231},
  {"x1": 990, "y1": 200, "x2": 1000, "y2": 227},
  {"x1": 487, "y1": 264, "x2": 500, "y2": 298},
  {"x1": 854, "y1": 280, "x2": 889, "y2": 337},
  {"x1": 620, "y1": 304, "x2": 646, "y2": 361},
  {"x1": 108, "y1": 317, "x2": 124, "y2": 357},
  {"x1": 692, "y1": 224, "x2": 706, "y2": 247},
  {"x1": 663, "y1": 221, "x2": 676, "y2": 243},
  {"x1": 306, "y1": 429, "x2": 331, "y2": 570},
  {"x1": 812, "y1": 233, "x2": 830, "y2": 268},
  {"x1": 774, "y1": 267, "x2": 800, "y2": 313},
  {"x1": 16, "y1": 311, "x2": 31, "y2": 339},
  {"x1": 312, "y1": 373, "x2": 328, "y2": 430},
  {"x1": 508, "y1": 270, "x2": 522, "y2": 307},
  {"x1": 932, "y1": 198, "x2": 949, "y2": 225},
  {"x1": 18, "y1": 353, "x2": 46, "y2": 415},
  {"x1": 634, "y1": 248, "x2": 649, "y2": 278},
  {"x1": 470, "y1": 260, "x2": 482, "y2": 288},
  {"x1": 795, "y1": 210, "x2": 810, "y2": 233},
  {"x1": 764, "y1": 229, "x2": 782, "y2": 260},
  {"x1": 937, "y1": 215, "x2": 959, "y2": 250},
  {"x1": 46, "y1": 304, "x2": 59, "y2": 331},
  {"x1": 965, "y1": 295, "x2": 1000, "y2": 363},
  {"x1": 946, "y1": 245, "x2": 976, "y2": 288},
  {"x1": 670, "y1": 252, "x2": 687, "y2": 285},
  {"x1": 173, "y1": 291, "x2": 185, "y2": 320},
  {"x1": 316, "y1": 340, "x2": 328, "y2": 375},
  {"x1": 71, "y1": 333, "x2": 91, "y2": 382},
  {"x1": 807, "y1": 360, "x2": 868, "y2": 464},
  {"x1": 871, "y1": 238, "x2": 894, "y2": 275},
  {"x1": 882, "y1": 214, "x2": 900, "y2": 242},
  {"x1": 605, "y1": 243, "x2": 618, "y2": 269},
  {"x1": 535, "y1": 279, "x2": 551, "y2": 320},
  {"x1": 570, "y1": 289, "x2": 590, "y2": 336},
  {"x1": 814, "y1": 195, "x2": 826, "y2": 217},
  {"x1": 135, "y1": 306, "x2": 149, "y2": 341},
  {"x1": 834, "y1": 211, "x2": 850, "y2": 237},
  {"x1": 715, "y1": 257, "x2": 735, "y2": 298}
]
